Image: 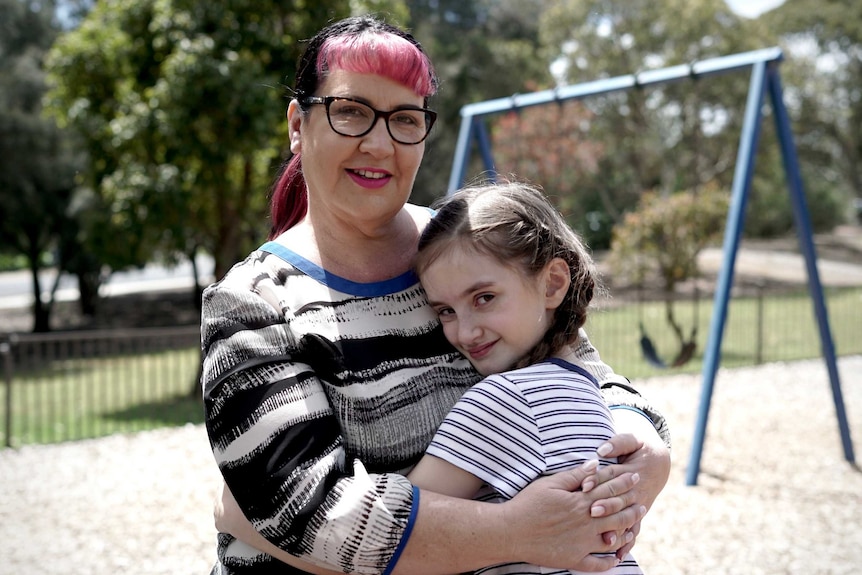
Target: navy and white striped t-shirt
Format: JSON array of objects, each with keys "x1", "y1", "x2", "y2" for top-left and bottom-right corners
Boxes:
[{"x1": 426, "y1": 358, "x2": 643, "y2": 575}]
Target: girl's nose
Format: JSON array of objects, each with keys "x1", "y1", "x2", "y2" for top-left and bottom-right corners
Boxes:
[{"x1": 457, "y1": 315, "x2": 481, "y2": 345}]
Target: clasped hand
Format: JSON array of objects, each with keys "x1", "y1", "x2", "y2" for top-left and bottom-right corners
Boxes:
[{"x1": 499, "y1": 432, "x2": 667, "y2": 572}]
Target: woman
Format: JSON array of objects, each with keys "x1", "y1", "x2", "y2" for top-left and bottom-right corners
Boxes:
[{"x1": 201, "y1": 15, "x2": 670, "y2": 575}]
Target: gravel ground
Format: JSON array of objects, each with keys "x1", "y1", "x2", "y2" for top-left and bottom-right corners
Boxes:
[{"x1": 1, "y1": 356, "x2": 860, "y2": 575}]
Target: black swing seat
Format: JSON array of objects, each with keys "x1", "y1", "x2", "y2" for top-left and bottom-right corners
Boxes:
[{"x1": 639, "y1": 322, "x2": 697, "y2": 369}]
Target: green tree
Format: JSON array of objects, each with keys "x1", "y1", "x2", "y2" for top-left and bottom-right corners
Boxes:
[
  {"x1": 535, "y1": 0, "x2": 774, "y2": 232},
  {"x1": 609, "y1": 181, "x2": 728, "y2": 347},
  {"x1": 0, "y1": 0, "x2": 81, "y2": 332},
  {"x1": 45, "y1": 0, "x2": 347, "y2": 285},
  {"x1": 766, "y1": 0, "x2": 862, "y2": 223},
  {"x1": 406, "y1": 0, "x2": 553, "y2": 205}
]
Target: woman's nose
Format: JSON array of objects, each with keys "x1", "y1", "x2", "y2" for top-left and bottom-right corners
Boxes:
[{"x1": 358, "y1": 117, "x2": 395, "y2": 156}]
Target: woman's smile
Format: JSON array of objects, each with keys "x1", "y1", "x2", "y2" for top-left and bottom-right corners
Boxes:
[{"x1": 347, "y1": 167, "x2": 392, "y2": 189}]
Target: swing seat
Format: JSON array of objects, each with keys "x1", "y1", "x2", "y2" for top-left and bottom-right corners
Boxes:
[
  {"x1": 639, "y1": 322, "x2": 697, "y2": 369},
  {"x1": 639, "y1": 323, "x2": 668, "y2": 369},
  {"x1": 670, "y1": 340, "x2": 697, "y2": 367}
]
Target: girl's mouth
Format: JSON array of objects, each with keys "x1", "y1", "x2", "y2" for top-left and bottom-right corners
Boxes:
[{"x1": 467, "y1": 341, "x2": 496, "y2": 360}]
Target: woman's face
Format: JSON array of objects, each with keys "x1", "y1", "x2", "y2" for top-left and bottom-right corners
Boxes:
[{"x1": 288, "y1": 68, "x2": 427, "y2": 231}]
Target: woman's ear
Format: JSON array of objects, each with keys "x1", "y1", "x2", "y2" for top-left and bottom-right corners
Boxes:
[
  {"x1": 287, "y1": 100, "x2": 303, "y2": 154},
  {"x1": 543, "y1": 258, "x2": 571, "y2": 310}
]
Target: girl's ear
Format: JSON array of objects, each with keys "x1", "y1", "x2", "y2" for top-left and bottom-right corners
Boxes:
[
  {"x1": 287, "y1": 100, "x2": 303, "y2": 154},
  {"x1": 543, "y1": 258, "x2": 571, "y2": 310}
]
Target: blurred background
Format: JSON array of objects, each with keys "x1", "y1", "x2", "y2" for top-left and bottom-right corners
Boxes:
[{"x1": 0, "y1": 0, "x2": 860, "y2": 446}]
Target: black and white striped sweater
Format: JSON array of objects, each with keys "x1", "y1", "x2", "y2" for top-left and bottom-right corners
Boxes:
[{"x1": 201, "y1": 241, "x2": 668, "y2": 574}]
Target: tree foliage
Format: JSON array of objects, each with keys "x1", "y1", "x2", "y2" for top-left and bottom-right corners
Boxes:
[
  {"x1": 0, "y1": 0, "x2": 81, "y2": 331},
  {"x1": 609, "y1": 181, "x2": 729, "y2": 290},
  {"x1": 45, "y1": 0, "x2": 347, "y2": 281},
  {"x1": 535, "y1": 0, "x2": 770, "y2": 232},
  {"x1": 405, "y1": 0, "x2": 553, "y2": 206},
  {"x1": 608, "y1": 180, "x2": 728, "y2": 348},
  {"x1": 766, "y1": 0, "x2": 862, "y2": 219}
]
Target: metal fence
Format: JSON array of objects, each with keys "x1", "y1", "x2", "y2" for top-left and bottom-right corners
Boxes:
[
  {"x1": 1, "y1": 326, "x2": 202, "y2": 448},
  {"x1": 1, "y1": 285, "x2": 860, "y2": 448}
]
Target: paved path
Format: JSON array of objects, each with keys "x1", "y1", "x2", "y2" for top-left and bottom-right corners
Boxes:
[{"x1": 698, "y1": 247, "x2": 862, "y2": 286}]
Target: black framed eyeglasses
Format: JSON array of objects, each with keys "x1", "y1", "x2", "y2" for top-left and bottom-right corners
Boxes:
[{"x1": 301, "y1": 96, "x2": 437, "y2": 145}]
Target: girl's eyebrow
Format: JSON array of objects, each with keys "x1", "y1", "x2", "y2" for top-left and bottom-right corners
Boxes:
[{"x1": 426, "y1": 281, "x2": 495, "y2": 308}]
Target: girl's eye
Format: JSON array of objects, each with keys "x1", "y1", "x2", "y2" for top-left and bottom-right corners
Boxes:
[
  {"x1": 476, "y1": 293, "x2": 495, "y2": 306},
  {"x1": 436, "y1": 307, "x2": 455, "y2": 319}
]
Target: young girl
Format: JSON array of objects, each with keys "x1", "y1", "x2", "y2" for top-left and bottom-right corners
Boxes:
[{"x1": 408, "y1": 181, "x2": 645, "y2": 575}]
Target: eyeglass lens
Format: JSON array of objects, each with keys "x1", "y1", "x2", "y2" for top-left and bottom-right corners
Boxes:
[{"x1": 327, "y1": 99, "x2": 431, "y2": 144}]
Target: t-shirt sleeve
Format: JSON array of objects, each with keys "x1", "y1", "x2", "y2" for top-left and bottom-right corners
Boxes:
[{"x1": 424, "y1": 376, "x2": 544, "y2": 500}]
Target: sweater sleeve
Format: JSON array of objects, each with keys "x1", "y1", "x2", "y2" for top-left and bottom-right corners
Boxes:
[
  {"x1": 201, "y1": 280, "x2": 414, "y2": 574},
  {"x1": 574, "y1": 328, "x2": 672, "y2": 449}
]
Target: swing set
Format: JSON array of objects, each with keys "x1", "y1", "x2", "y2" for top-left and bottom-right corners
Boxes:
[{"x1": 445, "y1": 47, "x2": 855, "y2": 485}]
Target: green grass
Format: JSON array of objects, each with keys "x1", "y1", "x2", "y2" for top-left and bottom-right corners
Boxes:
[
  {"x1": 1, "y1": 346, "x2": 203, "y2": 447},
  {"x1": 1, "y1": 287, "x2": 860, "y2": 447},
  {"x1": 587, "y1": 286, "x2": 862, "y2": 380}
]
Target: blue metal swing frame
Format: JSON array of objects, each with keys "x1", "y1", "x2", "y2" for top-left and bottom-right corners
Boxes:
[{"x1": 446, "y1": 47, "x2": 856, "y2": 486}]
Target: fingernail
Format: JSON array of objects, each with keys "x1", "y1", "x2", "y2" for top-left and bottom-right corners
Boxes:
[
  {"x1": 631, "y1": 472, "x2": 640, "y2": 484},
  {"x1": 608, "y1": 533, "x2": 617, "y2": 545},
  {"x1": 639, "y1": 505, "x2": 647, "y2": 517},
  {"x1": 583, "y1": 459, "x2": 599, "y2": 471},
  {"x1": 597, "y1": 443, "x2": 612, "y2": 457},
  {"x1": 591, "y1": 505, "x2": 605, "y2": 517},
  {"x1": 625, "y1": 531, "x2": 634, "y2": 543}
]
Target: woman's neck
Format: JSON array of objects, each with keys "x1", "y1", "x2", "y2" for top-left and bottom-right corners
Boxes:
[{"x1": 277, "y1": 205, "x2": 430, "y2": 283}]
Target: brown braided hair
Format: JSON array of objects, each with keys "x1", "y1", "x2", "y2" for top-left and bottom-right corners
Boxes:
[{"x1": 415, "y1": 179, "x2": 602, "y2": 370}]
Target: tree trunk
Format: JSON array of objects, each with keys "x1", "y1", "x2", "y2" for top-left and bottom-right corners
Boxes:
[
  {"x1": 29, "y1": 260, "x2": 50, "y2": 333},
  {"x1": 77, "y1": 269, "x2": 101, "y2": 317}
]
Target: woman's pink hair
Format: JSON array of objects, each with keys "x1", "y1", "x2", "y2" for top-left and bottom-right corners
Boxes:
[{"x1": 269, "y1": 24, "x2": 438, "y2": 239}]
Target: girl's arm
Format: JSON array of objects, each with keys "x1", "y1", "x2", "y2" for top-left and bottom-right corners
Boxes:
[{"x1": 406, "y1": 455, "x2": 483, "y2": 499}]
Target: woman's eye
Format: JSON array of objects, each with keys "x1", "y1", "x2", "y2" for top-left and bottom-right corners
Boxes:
[
  {"x1": 391, "y1": 111, "x2": 421, "y2": 126},
  {"x1": 340, "y1": 106, "x2": 367, "y2": 117}
]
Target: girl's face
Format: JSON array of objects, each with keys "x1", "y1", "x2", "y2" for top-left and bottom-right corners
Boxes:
[
  {"x1": 419, "y1": 243, "x2": 568, "y2": 376},
  {"x1": 287, "y1": 69, "x2": 426, "y2": 232}
]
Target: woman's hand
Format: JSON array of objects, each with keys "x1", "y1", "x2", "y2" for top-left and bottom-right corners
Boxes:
[
  {"x1": 214, "y1": 482, "x2": 266, "y2": 544},
  {"x1": 500, "y1": 460, "x2": 646, "y2": 572},
  {"x1": 589, "y1": 410, "x2": 672, "y2": 559}
]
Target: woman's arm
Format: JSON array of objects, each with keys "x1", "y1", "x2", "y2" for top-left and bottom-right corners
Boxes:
[
  {"x1": 396, "y1": 468, "x2": 645, "y2": 574},
  {"x1": 587, "y1": 409, "x2": 671, "y2": 560},
  {"x1": 202, "y1": 278, "x2": 418, "y2": 573},
  {"x1": 214, "y1": 484, "x2": 345, "y2": 575},
  {"x1": 218, "y1": 458, "x2": 645, "y2": 574}
]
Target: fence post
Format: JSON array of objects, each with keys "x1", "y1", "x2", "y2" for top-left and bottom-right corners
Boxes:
[
  {"x1": 1, "y1": 335, "x2": 14, "y2": 448},
  {"x1": 755, "y1": 282, "x2": 765, "y2": 365}
]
